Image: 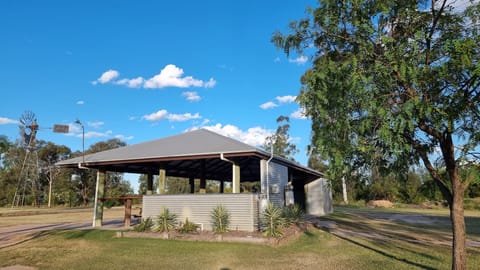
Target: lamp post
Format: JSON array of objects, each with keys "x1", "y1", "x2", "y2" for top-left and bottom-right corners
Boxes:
[{"x1": 74, "y1": 119, "x2": 85, "y2": 165}]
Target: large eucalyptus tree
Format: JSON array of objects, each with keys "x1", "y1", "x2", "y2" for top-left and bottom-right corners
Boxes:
[{"x1": 273, "y1": 1, "x2": 480, "y2": 269}]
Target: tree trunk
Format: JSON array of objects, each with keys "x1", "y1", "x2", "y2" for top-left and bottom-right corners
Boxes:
[
  {"x1": 342, "y1": 175, "x2": 348, "y2": 204},
  {"x1": 450, "y1": 175, "x2": 467, "y2": 270}
]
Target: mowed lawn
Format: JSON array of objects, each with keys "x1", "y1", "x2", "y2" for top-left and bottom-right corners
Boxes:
[{"x1": 0, "y1": 206, "x2": 479, "y2": 270}]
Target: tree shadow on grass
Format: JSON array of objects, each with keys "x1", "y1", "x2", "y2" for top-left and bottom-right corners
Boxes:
[{"x1": 330, "y1": 231, "x2": 439, "y2": 270}]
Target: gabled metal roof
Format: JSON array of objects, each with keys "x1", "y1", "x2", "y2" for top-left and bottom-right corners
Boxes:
[{"x1": 56, "y1": 128, "x2": 322, "y2": 182}]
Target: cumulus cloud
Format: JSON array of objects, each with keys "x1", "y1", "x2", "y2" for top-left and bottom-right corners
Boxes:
[
  {"x1": 115, "y1": 134, "x2": 134, "y2": 140},
  {"x1": 192, "y1": 123, "x2": 272, "y2": 147},
  {"x1": 288, "y1": 55, "x2": 308, "y2": 65},
  {"x1": 94, "y1": 64, "x2": 216, "y2": 89},
  {"x1": 143, "y1": 110, "x2": 169, "y2": 121},
  {"x1": 276, "y1": 95, "x2": 296, "y2": 104},
  {"x1": 116, "y1": 77, "x2": 144, "y2": 88},
  {"x1": 76, "y1": 100, "x2": 85, "y2": 105},
  {"x1": 88, "y1": 121, "x2": 105, "y2": 128},
  {"x1": 167, "y1": 113, "x2": 201, "y2": 122},
  {"x1": 290, "y1": 108, "x2": 308, "y2": 120},
  {"x1": 0, "y1": 117, "x2": 18, "y2": 125},
  {"x1": 260, "y1": 95, "x2": 297, "y2": 110},
  {"x1": 182, "y1": 91, "x2": 201, "y2": 102},
  {"x1": 143, "y1": 110, "x2": 201, "y2": 122},
  {"x1": 93, "y1": 69, "x2": 119, "y2": 84},
  {"x1": 83, "y1": 130, "x2": 113, "y2": 139},
  {"x1": 260, "y1": 101, "x2": 278, "y2": 110}
]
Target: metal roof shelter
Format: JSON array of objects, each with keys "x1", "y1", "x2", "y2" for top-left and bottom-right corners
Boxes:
[
  {"x1": 56, "y1": 128, "x2": 322, "y2": 184},
  {"x1": 56, "y1": 129, "x2": 328, "y2": 229}
]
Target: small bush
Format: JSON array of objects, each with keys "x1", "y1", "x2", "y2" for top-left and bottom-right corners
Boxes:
[
  {"x1": 178, "y1": 218, "x2": 199, "y2": 233},
  {"x1": 261, "y1": 203, "x2": 286, "y2": 238},
  {"x1": 133, "y1": 217, "x2": 154, "y2": 232},
  {"x1": 282, "y1": 204, "x2": 305, "y2": 226},
  {"x1": 211, "y1": 205, "x2": 230, "y2": 233},
  {"x1": 153, "y1": 207, "x2": 177, "y2": 232}
]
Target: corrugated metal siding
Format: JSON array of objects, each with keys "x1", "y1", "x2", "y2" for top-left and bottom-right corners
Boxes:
[
  {"x1": 305, "y1": 178, "x2": 333, "y2": 216},
  {"x1": 142, "y1": 194, "x2": 259, "y2": 232},
  {"x1": 268, "y1": 162, "x2": 288, "y2": 208}
]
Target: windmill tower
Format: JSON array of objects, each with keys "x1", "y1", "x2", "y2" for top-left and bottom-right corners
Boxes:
[{"x1": 12, "y1": 111, "x2": 41, "y2": 207}]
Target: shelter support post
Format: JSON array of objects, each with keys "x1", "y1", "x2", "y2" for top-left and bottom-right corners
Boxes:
[
  {"x1": 220, "y1": 180, "x2": 224, "y2": 193},
  {"x1": 124, "y1": 198, "x2": 132, "y2": 227},
  {"x1": 200, "y1": 160, "x2": 206, "y2": 193},
  {"x1": 232, "y1": 163, "x2": 240, "y2": 193},
  {"x1": 93, "y1": 170, "x2": 106, "y2": 227},
  {"x1": 189, "y1": 176, "x2": 195, "y2": 193},
  {"x1": 158, "y1": 169, "x2": 166, "y2": 194},
  {"x1": 147, "y1": 174, "x2": 153, "y2": 195}
]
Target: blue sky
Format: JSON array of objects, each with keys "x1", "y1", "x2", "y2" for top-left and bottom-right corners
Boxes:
[{"x1": 1, "y1": 1, "x2": 317, "y2": 188}]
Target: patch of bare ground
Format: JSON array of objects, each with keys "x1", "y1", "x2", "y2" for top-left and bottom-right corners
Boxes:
[{"x1": 119, "y1": 223, "x2": 311, "y2": 246}]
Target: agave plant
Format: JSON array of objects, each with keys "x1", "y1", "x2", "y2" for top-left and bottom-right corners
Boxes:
[
  {"x1": 211, "y1": 205, "x2": 230, "y2": 233},
  {"x1": 133, "y1": 217, "x2": 153, "y2": 232},
  {"x1": 261, "y1": 203, "x2": 286, "y2": 238},
  {"x1": 153, "y1": 207, "x2": 177, "y2": 233},
  {"x1": 282, "y1": 204, "x2": 305, "y2": 226},
  {"x1": 178, "y1": 218, "x2": 199, "y2": 234}
]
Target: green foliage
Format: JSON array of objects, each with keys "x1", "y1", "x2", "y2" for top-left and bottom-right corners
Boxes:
[
  {"x1": 133, "y1": 217, "x2": 154, "y2": 232},
  {"x1": 261, "y1": 203, "x2": 286, "y2": 238},
  {"x1": 153, "y1": 207, "x2": 177, "y2": 233},
  {"x1": 210, "y1": 205, "x2": 230, "y2": 233},
  {"x1": 282, "y1": 204, "x2": 305, "y2": 226},
  {"x1": 178, "y1": 218, "x2": 199, "y2": 233},
  {"x1": 263, "y1": 115, "x2": 299, "y2": 161}
]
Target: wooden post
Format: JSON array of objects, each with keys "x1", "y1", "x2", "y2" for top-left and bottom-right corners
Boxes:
[
  {"x1": 232, "y1": 163, "x2": 240, "y2": 193},
  {"x1": 94, "y1": 170, "x2": 106, "y2": 227},
  {"x1": 124, "y1": 199, "x2": 132, "y2": 227},
  {"x1": 189, "y1": 176, "x2": 195, "y2": 193},
  {"x1": 199, "y1": 160, "x2": 206, "y2": 193},
  {"x1": 158, "y1": 169, "x2": 166, "y2": 194},
  {"x1": 147, "y1": 174, "x2": 153, "y2": 195}
]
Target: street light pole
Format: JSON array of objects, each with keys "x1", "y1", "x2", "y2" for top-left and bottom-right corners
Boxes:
[{"x1": 74, "y1": 119, "x2": 85, "y2": 165}]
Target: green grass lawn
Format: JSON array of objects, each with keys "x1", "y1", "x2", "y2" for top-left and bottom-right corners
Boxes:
[{"x1": 0, "y1": 206, "x2": 479, "y2": 270}]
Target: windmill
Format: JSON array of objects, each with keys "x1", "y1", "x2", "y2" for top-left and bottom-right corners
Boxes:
[
  {"x1": 12, "y1": 111, "x2": 41, "y2": 207},
  {"x1": 11, "y1": 111, "x2": 70, "y2": 207}
]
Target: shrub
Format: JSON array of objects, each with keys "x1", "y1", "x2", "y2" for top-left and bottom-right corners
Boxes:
[
  {"x1": 178, "y1": 218, "x2": 199, "y2": 233},
  {"x1": 282, "y1": 204, "x2": 305, "y2": 226},
  {"x1": 211, "y1": 205, "x2": 230, "y2": 233},
  {"x1": 133, "y1": 217, "x2": 153, "y2": 232},
  {"x1": 261, "y1": 203, "x2": 286, "y2": 238},
  {"x1": 153, "y1": 207, "x2": 177, "y2": 232}
]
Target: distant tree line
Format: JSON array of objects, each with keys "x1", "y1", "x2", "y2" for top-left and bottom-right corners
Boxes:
[{"x1": 0, "y1": 135, "x2": 133, "y2": 208}]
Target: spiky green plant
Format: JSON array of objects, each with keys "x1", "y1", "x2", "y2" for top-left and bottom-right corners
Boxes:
[
  {"x1": 133, "y1": 217, "x2": 153, "y2": 232},
  {"x1": 261, "y1": 203, "x2": 286, "y2": 238},
  {"x1": 178, "y1": 218, "x2": 199, "y2": 234},
  {"x1": 153, "y1": 207, "x2": 177, "y2": 232},
  {"x1": 211, "y1": 205, "x2": 230, "y2": 233},
  {"x1": 282, "y1": 204, "x2": 305, "y2": 226}
]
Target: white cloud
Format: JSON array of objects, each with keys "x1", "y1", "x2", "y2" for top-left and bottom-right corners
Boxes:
[
  {"x1": 444, "y1": 0, "x2": 479, "y2": 12},
  {"x1": 143, "y1": 110, "x2": 201, "y2": 122},
  {"x1": 143, "y1": 110, "x2": 168, "y2": 121},
  {"x1": 290, "y1": 108, "x2": 308, "y2": 120},
  {"x1": 276, "y1": 95, "x2": 296, "y2": 104},
  {"x1": 0, "y1": 117, "x2": 18, "y2": 125},
  {"x1": 116, "y1": 77, "x2": 144, "y2": 88},
  {"x1": 288, "y1": 55, "x2": 308, "y2": 65},
  {"x1": 115, "y1": 134, "x2": 134, "y2": 140},
  {"x1": 182, "y1": 91, "x2": 201, "y2": 102},
  {"x1": 83, "y1": 130, "x2": 113, "y2": 139},
  {"x1": 88, "y1": 121, "x2": 104, "y2": 128},
  {"x1": 194, "y1": 123, "x2": 272, "y2": 147},
  {"x1": 93, "y1": 69, "x2": 119, "y2": 84},
  {"x1": 144, "y1": 64, "x2": 215, "y2": 89},
  {"x1": 76, "y1": 100, "x2": 85, "y2": 105},
  {"x1": 167, "y1": 113, "x2": 201, "y2": 122},
  {"x1": 94, "y1": 65, "x2": 216, "y2": 89},
  {"x1": 204, "y1": 78, "x2": 217, "y2": 88},
  {"x1": 260, "y1": 101, "x2": 278, "y2": 110}
]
